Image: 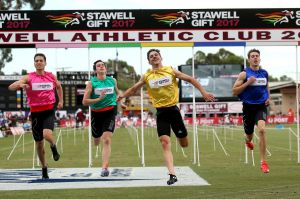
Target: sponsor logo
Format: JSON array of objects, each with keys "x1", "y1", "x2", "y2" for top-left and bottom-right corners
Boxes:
[
  {"x1": 47, "y1": 11, "x2": 135, "y2": 28},
  {"x1": 151, "y1": 11, "x2": 190, "y2": 27},
  {"x1": 32, "y1": 82, "x2": 53, "y2": 91},
  {"x1": 152, "y1": 10, "x2": 239, "y2": 27},
  {"x1": 256, "y1": 10, "x2": 295, "y2": 26},
  {"x1": 149, "y1": 76, "x2": 172, "y2": 88},
  {"x1": 94, "y1": 87, "x2": 114, "y2": 95},
  {"x1": 47, "y1": 12, "x2": 85, "y2": 28},
  {"x1": 0, "y1": 12, "x2": 30, "y2": 29},
  {"x1": 250, "y1": 78, "x2": 267, "y2": 86}
]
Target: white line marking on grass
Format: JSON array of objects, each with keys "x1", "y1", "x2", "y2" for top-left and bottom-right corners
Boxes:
[{"x1": 0, "y1": 166, "x2": 210, "y2": 190}]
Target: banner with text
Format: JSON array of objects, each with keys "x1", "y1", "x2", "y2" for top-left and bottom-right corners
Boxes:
[{"x1": 1, "y1": 9, "x2": 300, "y2": 44}]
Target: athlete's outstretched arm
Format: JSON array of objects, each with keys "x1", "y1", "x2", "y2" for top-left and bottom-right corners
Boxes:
[
  {"x1": 173, "y1": 69, "x2": 215, "y2": 102},
  {"x1": 117, "y1": 75, "x2": 145, "y2": 102},
  {"x1": 8, "y1": 75, "x2": 29, "y2": 91},
  {"x1": 113, "y1": 78, "x2": 127, "y2": 109}
]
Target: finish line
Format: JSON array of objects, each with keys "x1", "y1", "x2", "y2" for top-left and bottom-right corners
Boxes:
[{"x1": 0, "y1": 166, "x2": 210, "y2": 190}]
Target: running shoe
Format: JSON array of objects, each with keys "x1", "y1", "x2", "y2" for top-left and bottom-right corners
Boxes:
[
  {"x1": 245, "y1": 141, "x2": 254, "y2": 150},
  {"x1": 42, "y1": 167, "x2": 49, "y2": 179},
  {"x1": 50, "y1": 144, "x2": 60, "y2": 161},
  {"x1": 260, "y1": 161, "x2": 270, "y2": 173},
  {"x1": 167, "y1": 174, "x2": 178, "y2": 185},
  {"x1": 101, "y1": 168, "x2": 110, "y2": 177}
]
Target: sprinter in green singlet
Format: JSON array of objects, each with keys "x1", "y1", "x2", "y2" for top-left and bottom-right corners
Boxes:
[{"x1": 83, "y1": 59, "x2": 125, "y2": 177}]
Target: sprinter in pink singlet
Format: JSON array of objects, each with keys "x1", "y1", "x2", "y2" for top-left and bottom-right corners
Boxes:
[{"x1": 8, "y1": 53, "x2": 63, "y2": 179}]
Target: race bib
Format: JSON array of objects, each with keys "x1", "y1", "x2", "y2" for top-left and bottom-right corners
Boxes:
[
  {"x1": 32, "y1": 82, "x2": 53, "y2": 90},
  {"x1": 149, "y1": 76, "x2": 172, "y2": 88},
  {"x1": 250, "y1": 78, "x2": 267, "y2": 86},
  {"x1": 94, "y1": 87, "x2": 114, "y2": 95}
]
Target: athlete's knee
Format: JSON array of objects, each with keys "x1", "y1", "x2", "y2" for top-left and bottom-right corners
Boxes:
[
  {"x1": 101, "y1": 133, "x2": 112, "y2": 145},
  {"x1": 178, "y1": 137, "x2": 188, "y2": 147},
  {"x1": 36, "y1": 142, "x2": 45, "y2": 153},
  {"x1": 94, "y1": 137, "x2": 100, "y2": 146},
  {"x1": 258, "y1": 128, "x2": 266, "y2": 135},
  {"x1": 159, "y1": 136, "x2": 170, "y2": 148},
  {"x1": 102, "y1": 137, "x2": 111, "y2": 145},
  {"x1": 36, "y1": 140, "x2": 43, "y2": 148},
  {"x1": 43, "y1": 129, "x2": 53, "y2": 135}
]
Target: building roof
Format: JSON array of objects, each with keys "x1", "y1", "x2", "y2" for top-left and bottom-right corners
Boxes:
[{"x1": 269, "y1": 81, "x2": 295, "y2": 91}]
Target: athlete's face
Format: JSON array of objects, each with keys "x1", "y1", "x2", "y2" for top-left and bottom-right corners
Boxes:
[
  {"x1": 34, "y1": 56, "x2": 46, "y2": 71},
  {"x1": 95, "y1": 62, "x2": 107, "y2": 74},
  {"x1": 248, "y1": 52, "x2": 260, "y2": 68},
  {"x1": 148, "y1": 51, "x2": 162, "y2": 66}
]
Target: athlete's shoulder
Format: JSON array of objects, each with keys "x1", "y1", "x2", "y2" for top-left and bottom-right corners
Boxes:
[
  {"x1": 259, "y1": 68, "x2": 268, "y2": 73},
  {"x1": 144, "y1": 68, "x2": 153, "y2": 76},
  {"x1": 161, "y1": 66, "x2": 175, "y2": 74},
  {"x1": 259, "y1": 68, "x2": 269, "y2": 77},
  {"x1": 45, "y1": 71, "x2": 56, "y2": 79},
  {"x1": 107, "y1": 76, "x2": 115, "y2": 80},
  {"x1": 162, "y1": 65, "x2": 173, "y2": 70},
  {"x1": 90, "y1": 76, "x2": 96, "y2": 80},
  {"x1": 27, "y1": 72, "x2": 36, "y2": 81},
  {"x1": 244, "y1": 66, "x2": 251, "y2": 72},
  {"x1": 28, "y1": 72, "x2": 35, "y2": 76}
]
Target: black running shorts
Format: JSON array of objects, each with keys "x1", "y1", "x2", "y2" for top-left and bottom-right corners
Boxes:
[
  {"x1": 156, "y1": 105, "x2": 187, "y2": 138},
  {"x1": 31, "y1": 109, "x2": 55, "y2": 141},
  {"x1": 242, "y1": 103, "x2": 267, "y2": 135},
  {"x1": 91, "y1": 107, "x2": 117, "y2": 138}
]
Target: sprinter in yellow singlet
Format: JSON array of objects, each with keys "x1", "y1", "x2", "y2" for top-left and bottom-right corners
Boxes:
[{"x1": 117, "y1": 49, "x2": 215, "y2": 185}]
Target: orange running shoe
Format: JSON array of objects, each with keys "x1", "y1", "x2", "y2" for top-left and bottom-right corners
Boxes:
[
  {"x1": 245, "y1": 141, "x2": 254, "y2": 150},
  {"x1": 260, "y1": 161, "x2": 269, "y2": 173}
]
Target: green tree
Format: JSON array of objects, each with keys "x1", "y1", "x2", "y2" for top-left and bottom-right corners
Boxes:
[
  {"x1": 0, "y1": 0, "x2": 45, "y2": 75},
  {"x1": 106, "y1": 59, "x2": 139, "y2": 91},
  {"x1": 268, "y1": 75, "x2": 279, "y2": 82},
  {"x1": 279, "y1": 75, "x2": 293, "y2": 81},
  {"x1": 185, "y1": 48, "x2": 293, "y2": 81},
  {"x1": 21, "y1": 69, "x2": 28, "y2": 75},
  {"x1": 0, "y1": 49, "x2": 13, "y2": 75},
  {"x1": 268, "y1": 75, "x2": 293, "y2": 82},
  {"x1": 186, "y1": 48, "x2": 245, "y2": 65},
  {"x1": 186, "y1": 48, "x2": 293, "y2": 82}
]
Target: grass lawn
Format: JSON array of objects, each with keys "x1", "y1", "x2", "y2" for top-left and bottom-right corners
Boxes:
[{"x1": 0, "y1": 124, "x2": 299, "y2": 199}]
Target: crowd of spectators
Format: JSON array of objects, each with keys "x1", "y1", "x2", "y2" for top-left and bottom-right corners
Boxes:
[{"x1": 0, "y1": 110, "x2": 31, "y2": 137}]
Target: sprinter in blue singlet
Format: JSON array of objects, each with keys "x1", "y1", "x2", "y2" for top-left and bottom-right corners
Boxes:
[{"x1": 232, "y1": 49, "x2": 270, "y2": 173}]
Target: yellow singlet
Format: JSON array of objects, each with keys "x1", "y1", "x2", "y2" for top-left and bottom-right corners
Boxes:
[{"x1": 144, "y1": 66, "x2": 179, "y2": 108}]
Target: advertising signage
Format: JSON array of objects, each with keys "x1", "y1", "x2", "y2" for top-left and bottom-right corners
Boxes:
[
  {"x1": 0, "y1": 9, "x2": 300, "y2": 45},
  {"x1": 0, "y1": 9, "x2": 299, "y2": 30}
]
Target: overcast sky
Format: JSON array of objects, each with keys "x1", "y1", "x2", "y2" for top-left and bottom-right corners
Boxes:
[{"x1": 3, "y1": 0, "x2": 300, "y2": 80}]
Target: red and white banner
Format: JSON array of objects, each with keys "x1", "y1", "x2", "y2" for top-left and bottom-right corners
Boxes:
[
  {"x1": 58, "y1": 115, "x2": 296, "y2": 128},
  {"x1": 180, "y1": 102, "x2": 242, "y2": 114},
  {"x1": 183, "y1": 115, "x2": 295, "y2": 125},
  {"x1": 2, "y1": 30, "x2": 300, "y2": 44},
  {"x1": 2, "y1": 9, "x2": 300, "y2": 45}
]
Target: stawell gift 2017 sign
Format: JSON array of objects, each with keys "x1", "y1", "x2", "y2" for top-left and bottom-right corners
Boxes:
[{"x1": 0, "y1": 9, "x2": 300, "y2": 46}]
